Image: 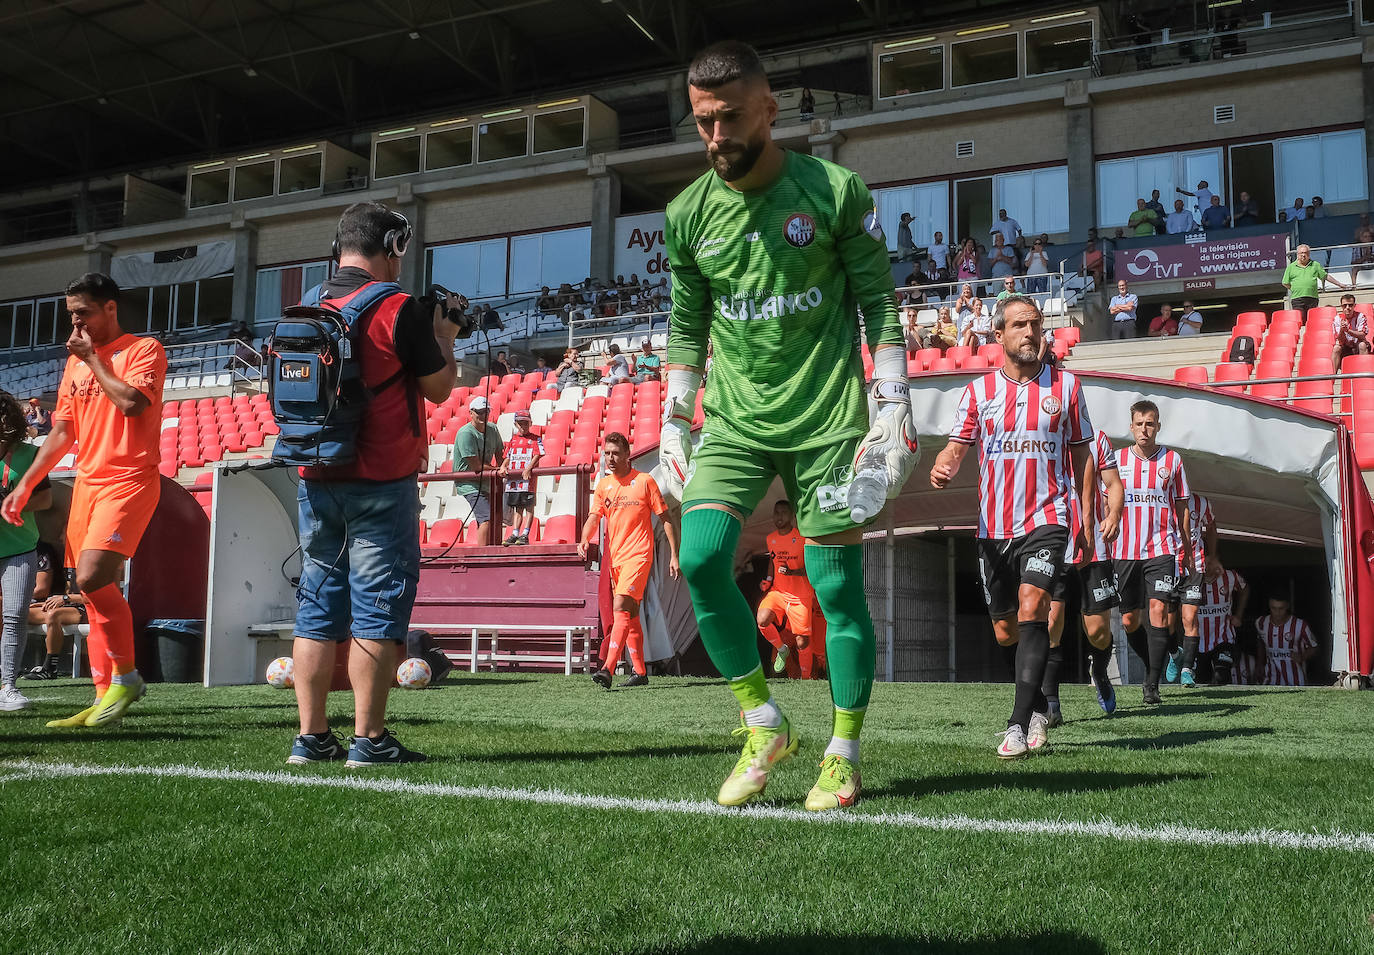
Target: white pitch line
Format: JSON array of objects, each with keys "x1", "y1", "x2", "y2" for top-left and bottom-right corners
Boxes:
[{"x1": 3, "y1": 758, "x2": 1372, "y2": 855}]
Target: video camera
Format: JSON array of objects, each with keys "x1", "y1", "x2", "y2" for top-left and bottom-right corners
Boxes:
[{"x1": 419, "y1": 283, "x2": 476, "y2": 339}]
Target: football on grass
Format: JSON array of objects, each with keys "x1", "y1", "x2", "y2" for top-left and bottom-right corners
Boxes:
[
  {"x1": 265, "y1": 657, "x2": 294, "y2": 688},
  {"x1": 396, "y1": 657, "x2": 432, "y2": 689}
]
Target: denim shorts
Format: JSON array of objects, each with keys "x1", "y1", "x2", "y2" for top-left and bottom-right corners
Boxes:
[{"x1": 295, "y1": 477, "x2": 421, "y2": 642}]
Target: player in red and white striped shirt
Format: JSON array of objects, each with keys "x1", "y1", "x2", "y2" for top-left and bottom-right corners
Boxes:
[
  {"x1": 1165, "y1": 490, "x2": 1217, "y2": 687},
  {"x1": 1045, "y1": 430, "x2": 1123, "y2": 722},
  {"x1": 1331, "y1": 293, "x2": 1370, "y2": 372},
  {"x1": 1196, "y1": 566, "x2": 1248, "y2": 684},
  {"x1": 1255, "y1": 595, "x2": 1316, "y2": 686},
  {"x1": 931, "y1": 296, "x2": 1095, "y2": 758},
  {"x1": 1112, "y1": 400, "x2": 1192, "y2": 705}
]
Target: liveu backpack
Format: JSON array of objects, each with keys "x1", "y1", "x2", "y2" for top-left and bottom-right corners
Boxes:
[{"x1": 268, "y1": 281, "x2": 406, "y2": 467}]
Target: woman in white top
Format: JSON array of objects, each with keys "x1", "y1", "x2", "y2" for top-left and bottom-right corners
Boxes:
[
  {"x1": 1023, "y1": 238, "x2": 1051, "y2": 294},
  {"x1": 960, "y1": 298, "x2": 993, "y2": 348}
]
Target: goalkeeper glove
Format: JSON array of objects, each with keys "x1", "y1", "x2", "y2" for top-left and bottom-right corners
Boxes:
[
  {"x1": 849, "y1": 347, "x2": 919, "y2": 523},
  {"x1": 657, "y1": 368, "x2": 701, "y2": 504}
]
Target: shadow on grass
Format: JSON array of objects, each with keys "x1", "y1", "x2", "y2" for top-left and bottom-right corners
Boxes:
[
  {"x1": 435, "y1": 677, "x2": 541, "y2": 687},
  {"x1": 1067, "y1": 726, "x2": 1274, "y2": 751},
  {"x1": 868, "y1": 769, "x2": 1208, "y2": 801},
  {"x1": 0, "y1": 730, "x2": 214, "y2": 745},
  {"x1": 454, "y1": 741, "x2": 736, "y2": 764},
  {"x1": 1180, "y1": 688, "x2": 1302, "y2": 699},
  {"x1": 639, "y1": 931, "x2": 1106, "y2": 954},
  {"x1": 1107, "y1": 702, "x2": 1254, "y2": 719}
]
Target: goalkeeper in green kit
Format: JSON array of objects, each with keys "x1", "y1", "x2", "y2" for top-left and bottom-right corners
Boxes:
[{"x1": 662, "y1": 41, "x2": 918, "y2": 811}]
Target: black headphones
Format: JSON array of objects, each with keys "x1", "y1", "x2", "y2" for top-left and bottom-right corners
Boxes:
[{"x1": 332, "y1": 205, "x2": 414, "y2": 262}]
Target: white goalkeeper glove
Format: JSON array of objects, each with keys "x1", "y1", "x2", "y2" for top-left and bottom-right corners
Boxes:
[
  {"x1": 849, "y1": 347, "x2": 919, "y2": 523},
  {"x1": 657, "y1": 368, "x2": 701, "y2": 504}
]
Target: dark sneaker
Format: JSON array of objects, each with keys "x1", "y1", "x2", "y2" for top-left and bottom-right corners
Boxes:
[
  {"x1": 287, "y1": 731, "x2": 347, "y2": 765},
  {"x1": 1142, "y1": 683, "x2": 1162, "y2": 705},
  {"x1": 345, "y1": 730, "x2": 427, "y2": 768},
  {"x1": 516, "y1": 533, "x2": 530, "y2": 545},
  {"x1": 591, "y1": 669, "x2": 613, "y2": 690},
  {"x1": 502, "y1": 533, "x2": 519, "y2": 546},
  {"x1": 1046, "y1": 699, "x2": 1063, "y2": 728},
  {"x1": 22, "y1": 664, "x2": 59, "y2": 681},
  {"x1": 619, "y1": 672, "x2": 648, "y2": 688}
]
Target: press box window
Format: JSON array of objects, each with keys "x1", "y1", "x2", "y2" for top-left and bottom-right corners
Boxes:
[
  {"x1": 189, "y1": 168, "x2": 231, "y2": 208},
  {"x1": 233, "y1": 161, "x2": 275, "y2": 201},
  {"x1": 425, "y1": 127, "x2": 474, "y2": 170},
  {"x1": 279, "y1": 153, "x2": 322, "y2": 192},
  {"x1": 533, "y1": 109, "x2": 585, "y2": 153},
  {"x1": 374, "y1": 136, "x2": 421, "y2": 179},
  {"x1": 878, "y1": 46, "x2": 944, "y2": 98},
  {"x1": 478, "y1": 117, "x2": 529, "y2": 162},
  {"x1": 951, "y1": 33, "x2": 1018, "y2": 88},
  {"x1": 1026, "y1": 21, "x2": 1093, "y2": 75}
]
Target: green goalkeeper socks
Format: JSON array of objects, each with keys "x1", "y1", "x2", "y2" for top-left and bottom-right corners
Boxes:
[{"x1": 806, "y1": 543, "x2": 876, "y2": 712}]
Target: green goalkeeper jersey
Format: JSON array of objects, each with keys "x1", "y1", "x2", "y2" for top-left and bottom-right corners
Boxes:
[{"x1": 665, "y1": 150, "x2": 903, "y2": 452}]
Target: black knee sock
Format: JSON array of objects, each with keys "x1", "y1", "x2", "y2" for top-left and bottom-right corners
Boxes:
[
  {"x1": 1145, "y1": 622, "x2": 1171, "y2": 686},
  {"x1": 1126, "y1": 626, "x2": 1149, "y2": 665},
  {"x1": 1011, "y1": 621, "x2": 1050, "y2": 730},
  {"x1": 1089, "y1": 643, "x2": 1112, "y2": 684},
  {"x1": 1000, "y1": 642, "x2": 1018, "y2": 668},
  {"x1": 1041, "y1": 642, "x2": 1063, "y2": 703},
  {"x1": 1180, "y1": 636, "x2": 1200, "y2": 671}
]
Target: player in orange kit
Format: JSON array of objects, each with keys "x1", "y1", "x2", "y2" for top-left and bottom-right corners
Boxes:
[
  {"x1": 2, "y1": 273, "x2": 166, "y2": 728},
  {"x1": 579, "y1": 431, "x2": 680, "y2": 689},
  {"x1": 756, "y1": 500, "x2": 823, "y2": 679}
]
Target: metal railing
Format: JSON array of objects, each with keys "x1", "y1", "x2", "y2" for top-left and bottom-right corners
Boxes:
[
  {"x1": 565, "y1": 307, "x2": 670, "y2": 355},
  {"x1": 894, "y1": 270, "x2": 1085, "y2": 321},
  {"x1": 1203, "y1": 369, "x2": 1373, "y2": 423}
]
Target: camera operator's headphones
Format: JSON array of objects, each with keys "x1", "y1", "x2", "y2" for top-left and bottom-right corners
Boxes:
[{"x1": 331, "y1": 205, "x2": 413, "y2": 262}]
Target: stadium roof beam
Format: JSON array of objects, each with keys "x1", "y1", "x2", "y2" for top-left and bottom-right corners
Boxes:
[{"x1": 369, "y1": 0, "x2": 510, "y2": 97}]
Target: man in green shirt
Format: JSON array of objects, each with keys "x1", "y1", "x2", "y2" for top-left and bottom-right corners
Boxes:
[
  {"x1": 1282, "y1": 243, "x2": 1349, "y2": 313},
  {"x1": 1128, "y1": 198, "x2": 1159, "y2": 237},
  {"x1": 661, "y1": 41, "x2": 918, "y2": 812},
  {"x1": 452, "y1": 396, "x2": 504, "y2": 545}
]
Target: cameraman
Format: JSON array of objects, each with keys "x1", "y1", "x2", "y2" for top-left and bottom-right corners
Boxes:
[{"x1": 287, "y1": 200, "x2": 462, "y2": 769}]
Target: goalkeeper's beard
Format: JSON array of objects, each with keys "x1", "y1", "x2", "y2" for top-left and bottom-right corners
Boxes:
[{"x1": 709, "y1": 138, "x2": 765, "y2": 182}]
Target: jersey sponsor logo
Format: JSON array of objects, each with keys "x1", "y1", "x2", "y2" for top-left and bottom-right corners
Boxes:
[
  {"x1": 1041, "y1": 395, "x2": 1062, "y2": 416},
  {"x1": 744, "y1": 231, "x2": 761, "y2": 242},
  {"x1": 862, "y1": 207, "x2": 884, "y2": 242},
  {"x1": 1126, "y1": 490, "x2": 1169, "y2": 505},
  {"x1": 1026, "y1": 548, "x2": 1057, "y2": 578},
  {"x1": 1153, "y1": 575, "x2": 1175, "y2": 593},
  {"x1": 816, "y1": 463, "x2": 854, "y2": 513},
  {"x1": 985, "y1": 436, "x2": 1059, "y2": 455},
  {"x1": 1092, "y1": 583, "x2": 1116, "y2": 603},
  {"x1": 717, "y1": 287, "x2": 824, "y2": 321},
  {"x1": 784, "y1": 213, "x2": 816, "y2": 248},
  {"x1": 696, "y1": 236, "x2": 728, "y2": 259}
]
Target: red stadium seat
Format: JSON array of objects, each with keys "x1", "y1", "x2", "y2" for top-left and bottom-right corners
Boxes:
[
  {"x1": 977, "y1": 343, "x2": 1002, "y2": 363},
  {"x1": 1212, "y1": 362, "x2": 1251, "y2": 384},
  {"x1": 984, "y1": 349, "x2": 1005, "y2": 368},
  {"x1": 1307, "y1": 306, "x2": 1336, "y2": 325},
  {"x1": 946, "y1": 346, "x2": 972, "y2": 366},
  {"x1": 962, "y1": 355, "x2": 989, "y2": 370},
  {"x1": 1271, "y1": 309, "x2": 1303, "y2": 324},
  {"x1": 430, "y1": 519, "x2": 463, "y2": 548},
  {"x1": 931, "y1": 358, "x2": 958, "y2": 372},
  {"x1": 1056, "y1": 326, "x2": 1081, "y2": 348},
  {"x1": 1234, "y1": 311, "x2": 1267, "y2": 325},
  {"x1": 158, "y1": 459, "x2": 178, "y2": 479},
  {"x1": 543, "y1": 514, "x2": 578, "y2": 544},
  {"x1": 1341, "y1": 354, "x2": 1374, "y2": 374},
  {"x1": 1173, "y1": 366, "x2": 1208, "y2": 384},
  {"x1": 1250, "y1": 380, "x2": 1290, "y2": 400},
  {"x1": 915, "y1": 348, "x2": 941, "y2": 369}
]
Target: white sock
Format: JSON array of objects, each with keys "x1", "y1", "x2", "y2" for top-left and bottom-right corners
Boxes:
[
  {"x1": 742, "y1": 697, "x2": 782, "y2": 728},
  {"x1": 824, "y1": 736, "x2": 860, "y2": 763},
  {"x1": 112, "y1": 669, "x2": 141, "y2": 686}
]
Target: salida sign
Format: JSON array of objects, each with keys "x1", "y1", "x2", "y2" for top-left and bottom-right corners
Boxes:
[
  {"x1": 1116, "y1": 232, "x2": 1287, "y2": 282},
  {"x1": 614, "y1": 212, "x2": 673, "y2": 284}
]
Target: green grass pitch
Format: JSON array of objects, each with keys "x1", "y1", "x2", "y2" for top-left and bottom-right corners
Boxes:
[{"x1": 2, "y1": 674, "x2": 1372, "y2": 954}]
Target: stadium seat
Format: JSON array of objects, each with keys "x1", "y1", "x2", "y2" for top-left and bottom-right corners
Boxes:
[
  {"x1": 543, "y1": 514, "x2": 578, "y2": 544},
  {"x1": 429, "y1": 519, "x2": 463, "y2": 549},
  {"x1": 1173, "y1": 366, "x2": 1208, "y2": 385},
  {"x1": 915, "y1": 348, "x2": 941, "y2": 369},
  {"x1": 962, "y1": 355, "x2": 989, "y2": 370},
  {"x1": 1271, "y1": 309, "x2": 1303, "y2": 325},
  {"x1": 931, "y1": 358, "x2": 958, "y2": 372},
  {"x1": 1234, "y1": 311, "x2": 1267, "y2": 326},
  {"x1": 946, "y1": 346, "x2": 972, "y2": 366},
  {"x1": 1056, "y1": 326, "x2": 1081, "y2": 348},
  {"x1": 1212, "y1": 363, "x2": 1251, "y2": 386}
]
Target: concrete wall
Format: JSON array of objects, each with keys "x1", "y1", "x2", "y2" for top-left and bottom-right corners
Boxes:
[
  {"x1": 0, "y1": 251, "x2": 88, "y2": 300},
  {"x1": 256, "y1": 213, "x2": 338, "y2": 266},
  {"x1": 424, "y1": 176, "x2": 594, "y2": 244}
]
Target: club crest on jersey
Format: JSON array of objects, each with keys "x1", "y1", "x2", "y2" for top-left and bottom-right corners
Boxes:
[
  {"x1": 1041, "y1": 395, "x2": 1062, "y2": 416},
  {"x1": 862, "y1": 207, "x2": 884, "y2": 242},
  {"x1": 784, "y1": 213, "x2": 816, "y2": 248}
]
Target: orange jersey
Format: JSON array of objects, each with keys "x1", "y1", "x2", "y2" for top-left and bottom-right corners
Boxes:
[
  {"x1": 591, "y1": 468, "x2": 666, "y2": 567},
  {"x1": 54, "y1": 334, "x2": 166, "y2": 485},
  {"x1": 766, "y1": 527, "x2": 813, "y2": 601}
]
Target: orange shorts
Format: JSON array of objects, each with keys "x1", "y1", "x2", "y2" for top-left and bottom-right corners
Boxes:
[
  {"x1": 65, "y1": 475, "x2": 161, "y2": 566},
  {"x1": 759, "y1": 590, "x2": 814, "y2": 637},
  {"x1": 610, "y1": 555, "x2": 652, "y2": 601}
]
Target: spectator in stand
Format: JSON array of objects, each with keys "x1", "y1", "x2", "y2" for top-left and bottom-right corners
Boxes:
[
  {"x1": 1234, "y1": 190, "x2": 1260, "y2": 226},
  {"x1": 553, "y1": 348, "x2": 583, "y2": 393},
  {"x1": 536, "y1": 286, "x2": 558, "y2": 315},
  {"x1": 919, "y1": 257, "x2": 945, "y2": 301},
  {"x1": 500, "y1": 410, "x2": 543, "y2": 546},
  {"x1": 1255, "y1": 594, "x2": 1316, "y2": 686},
  {"x1": 1309, "y1": 195, "x2": 1328, "y2": 218},
  {"x1": 1282, "y1": 244, "x2": 1349, "y2": 313},
  {"x1": 24, "y1": 398, "x2": 50, "y2": 438},
  {"x1": 632, "y1": 339, "x2": 662, "y2": 382},
  {"x1": 480, "y1": 303, "x2": 504, "y2": 331},
  {"x1": 989, "y1": 209, "x2": 1023, "y2": 250},
  {"x1": 1277, "y1": 211, "x2": 1289, "y2": 224},
  {"x1": 799, "y1": 87, "x2": 815, "y2": 119},
  {"x1": 1177, "y1": 180, "x2": 1215, "y2": 216},
  {"x1": 955, "y1": 238, "x2": 982, "y2": 292},
  {"x1": 1128, "y1": 198, "x2": 1160, "y2": 236},
  {"x1": 988, "y1": 234, "x2": 1017, "y2": 279},
  {"x1": 1084, "y1": 227, "x2": 1106, "y2": 287},
  {"x1": 960, "y1": 298, "x2": 993, "y2": 348},
  {"x1": 1354, "y1": 213, "x2": 1373, "y2": 243},
  {"x1": 1176, "y1": 300, "x2": 1203, "y2": 336},
  {"x1": 929, "y1": 307, "x2": 960, "y2": 353},
  {"x1": 1331, "y1": 293, "x2": 1370, "y2": 370},
  {"x1": 1145, "y1": 189, "x2": 1167, "y2": 235},
  {"x1": 533, "y1": 356, "x2": 552, "y2": 380},
  {"x1": 1201, "y1": 194, "x2": 1231, "y2": 230},
  {"x1": 1023, "y1": 237, "x2": 1051, "y2": 294},
  {"x1": 1109, "y1": 279, "x2": 1140, "y2": 339},
  {"x1": 897, "y1": 213, "x2": 917, "y2": 262},
  {"x1": 1148, "y1": 303, "x2": 1178, "y2": 337},
  {"x1": 1350, "y1": 229, "x2": 1374, "y2": 288},
  {"x1": 995, "y1": 276, "x2": 1017, "y2": 301},
  {"x1": 1283, "y1": 197, "x2": 1307, "y2": 221},
  {"x1": 453, "y1": 395, "x2": 504, "y2": 545},
  {"x1": 1166, "y1": 199, "x2": 1198, "y2": 235},
  {"x1": 600, "y1": 343, "x2": 632, "y2": 385},
  {"x1": 928, "y1": 231, "x2": 951, "y2": 278},
  {"x1": 490, "y1": 350, "x2": 511, "y2": 378}
]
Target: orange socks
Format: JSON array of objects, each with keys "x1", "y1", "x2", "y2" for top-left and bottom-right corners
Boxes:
[
  {"x1": 603, "y1": 610, "x2": 629, "y2": 672},
  {"x1": 626, "y1": 616, "x2": 645, "y2": 676},
  {"x1": 759, "y1": 619, "x2": 785, "y2": 651},
  {"x1": 85, "y1": 582, "x2": 136, "y2": 689}
]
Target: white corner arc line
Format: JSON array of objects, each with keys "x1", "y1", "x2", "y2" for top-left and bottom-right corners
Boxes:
[{"x1": 4, "y1": 759, "x2": 1372, "y2": 855}]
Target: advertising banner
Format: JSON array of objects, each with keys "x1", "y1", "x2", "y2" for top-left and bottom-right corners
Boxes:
[{"x1": 1115, "y1": 232, "x2": 1286, "y2": 281}]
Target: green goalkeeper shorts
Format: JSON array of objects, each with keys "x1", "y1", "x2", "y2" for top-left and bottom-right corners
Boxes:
[{"x1": 681, "y1": 426, "x2": 875, "y2": 538}]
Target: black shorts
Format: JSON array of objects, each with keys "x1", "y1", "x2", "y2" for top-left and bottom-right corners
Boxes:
[
  {"x1": 1291, "y1": 296, "x2": 1319, "y2": 312},
  {"x1": 505, "y1": 490, "x2": 535, "y2": 511},
  {"x1": 464, "y1": 491, "x2": 492, "y2": 526},
  {"x1": 1114, "y1": 555, "x2": 1178, "y2": 613},
  {"x1": 977, "y1": 525, "x2": 1069, "y2": 619},
  {"x1": 1050, "y1": 564, "x2": 1071, "y2": 603},
  {"x1": 1078, "y1": 560, "x2": 1120, "y2": 614},
  {"x1": 1173, "y1": 569, "x2": 1204, "y2": 606}
]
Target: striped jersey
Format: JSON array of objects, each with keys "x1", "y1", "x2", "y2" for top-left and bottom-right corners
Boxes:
[
  {"x1": 1334, "y1": 309, "x2": 1368, "y2": 342},
  {"x1": 1198, "y1": 569, "x2": 1245, "y2": 653},
  {"x1": 503, "y1": 433, "x2": 545, "y2": 493},
  {"x1": 1112, "y1": 446, "x2": 1191, "y2": 561},
  {"x1": 948, "y1": 365, "x2": 1093, "y2": 540},
  {"x1": 1256, "y1": 613, "x2": 1315, "y2": 686},
  {"x1": 1185, "y1": 492, "x2": 1213, "y2": 575},
  {"x1": 1064, "y1": 430, "x2": 1118, "y2": 565},
  {"x1": 1232, "y1": 650, "x2": 1261, "y2": 686}
]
